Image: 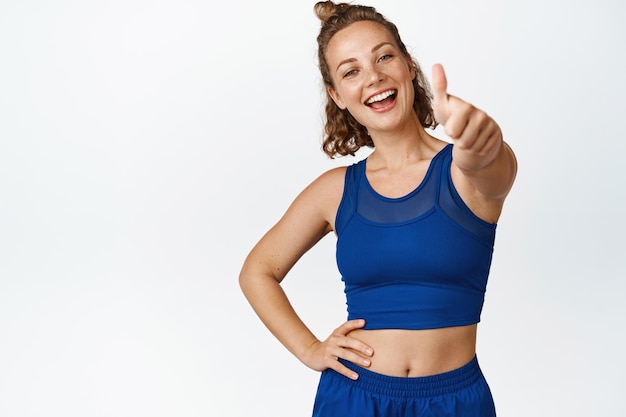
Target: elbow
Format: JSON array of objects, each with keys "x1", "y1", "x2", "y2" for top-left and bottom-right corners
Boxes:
[
  {"x1": 238, "y1": 260, "x2": 281, "y2": 298},
  {"x1": 238, "y1": 267, "x2": 253, "y2": 296}
]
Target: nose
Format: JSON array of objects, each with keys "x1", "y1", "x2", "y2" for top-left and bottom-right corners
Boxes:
[{"x1": 365, "y1": 65, "x2": 384, "y2": 86}]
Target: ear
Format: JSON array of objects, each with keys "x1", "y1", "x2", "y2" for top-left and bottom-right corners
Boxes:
[{"x1": 327, "y1": 86, "x2": 347, "y2": 110}]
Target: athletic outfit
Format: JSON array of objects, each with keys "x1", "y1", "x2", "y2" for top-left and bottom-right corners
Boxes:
[{"x1": 312, "y1": 144, "x2": 497, "y2": 416}]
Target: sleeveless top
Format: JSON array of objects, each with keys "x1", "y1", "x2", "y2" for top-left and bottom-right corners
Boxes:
[{"x1": 335, "y1": 144, "x2": 497, "y2": 330}]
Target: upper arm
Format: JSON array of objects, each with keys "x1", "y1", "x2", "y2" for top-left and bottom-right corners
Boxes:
[{"x1": 240, "y1": 167, "x2": 346, "y2": 284}]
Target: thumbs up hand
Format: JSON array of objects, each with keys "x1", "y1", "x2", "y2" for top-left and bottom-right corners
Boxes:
[{"x1": 431, "y1": 63, "x2": 502, "y2": 172}]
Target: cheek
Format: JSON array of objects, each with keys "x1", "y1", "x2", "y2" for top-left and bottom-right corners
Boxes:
[{"x1": 334, "y1": 88, "x2": 359, "y2": 109}]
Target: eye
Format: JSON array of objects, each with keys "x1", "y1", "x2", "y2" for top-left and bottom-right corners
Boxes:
[
  {"x1": 378, "y1": 54, "x2": 393, "y2": 62},
  {"x1": 343, "y1": 69, "x2": 358, "y2": 78}
]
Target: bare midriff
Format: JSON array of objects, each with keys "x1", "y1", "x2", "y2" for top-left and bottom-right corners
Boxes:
[{"x1": 347, "y1": 324, "x2": 478, "y2": 377}]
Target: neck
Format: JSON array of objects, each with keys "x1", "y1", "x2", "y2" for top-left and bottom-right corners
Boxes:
[{"x1": 367, "y1": 124, "x2": 442, "y2": 170}]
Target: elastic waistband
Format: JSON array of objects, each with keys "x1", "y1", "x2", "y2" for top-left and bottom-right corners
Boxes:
[{"x1": 337, "y1": 356, "x2": 482, "y2": 399}]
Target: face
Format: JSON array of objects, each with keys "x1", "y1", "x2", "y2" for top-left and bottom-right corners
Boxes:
[{"x1": 325, "y1": 20, "x2": 416, "y2": 135}]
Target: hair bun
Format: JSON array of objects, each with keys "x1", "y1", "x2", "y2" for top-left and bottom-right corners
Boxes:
[{"x1": 314, "y1": 1, "x2": 349, "y2": 24}]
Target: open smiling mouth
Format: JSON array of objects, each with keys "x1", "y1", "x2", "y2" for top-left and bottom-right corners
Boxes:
[{"x1": 366, "y1": 89, "x2": 397, "y2": 109}]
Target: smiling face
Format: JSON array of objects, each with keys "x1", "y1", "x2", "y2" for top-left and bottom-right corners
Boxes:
[{"x1": 325, "y1": 20, "x2": 417, "y2": 136}]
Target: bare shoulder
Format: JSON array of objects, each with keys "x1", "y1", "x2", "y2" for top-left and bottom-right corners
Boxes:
[
  {"x1": 243, "y1": 165, "x2": 349, "y2": 282},
  {"x1": 295, "y1": 166, "x2": 347, "y2": 231},
  {"x1": 306, "y1": 165, "x2": 347, "y2": 199}
]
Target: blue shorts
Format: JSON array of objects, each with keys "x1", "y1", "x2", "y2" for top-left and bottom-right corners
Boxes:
[{"x1": 312, "y1": 356, "x2": 495, "y2": 417}]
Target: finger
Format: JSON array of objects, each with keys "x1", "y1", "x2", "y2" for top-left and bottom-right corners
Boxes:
[
  {"x1": 341, "y1": 336, "x2": 374, "y2": 357},
  {"x1": 333, "y1": 320, "x2": 374, "y2": 356},
  {"x1": 343, "y1": 350, "x2": 372, "y2": 367},
  {"x1": 431, "y1": 63, "x2": 451, "y2": 125},
  {"x1": 466, "y1": 123, "x2": 501, "y2": 156},
  {"x1": 455, "y1": 111, "x2": 491, "y2": 151},
  {"x1": 443, "y1": 99, "x2": 472, "y2": 139},
  {"x1": 335, "y1": 319, "x2": 366, "y2": 335},
  {"x1": 431, "y1": 63, "x2": 448, "y2": 102},
  {"x1": 327, "y1": 351, "x2": 370, "y2": 381},
  {"x1": 332, "y1": 361, "x2": 360, "y2": 380},
  {"x1": 456, "y1": 110, "x2": 501, "y2": 155}
]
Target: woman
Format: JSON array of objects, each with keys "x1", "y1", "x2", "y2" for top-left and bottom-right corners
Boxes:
[{"x1": 239, "y1": 1, "x2": 517, "y2": 415}]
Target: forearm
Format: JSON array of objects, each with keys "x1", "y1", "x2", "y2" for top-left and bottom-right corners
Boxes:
[
  {"x1": 455, "y1": 140, "x2": 517, "y2": 200},
  {"x1": 239, "y1": 271, "x2": 319, "y2": 362}
]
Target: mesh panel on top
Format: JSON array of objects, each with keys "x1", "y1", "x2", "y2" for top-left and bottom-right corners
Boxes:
[
  {"x1": 356, "y1": 160, "x2": 437, "y2": 224},
  {"x1": 353, "y1": 144, "x2": 496, "y2": 241}
]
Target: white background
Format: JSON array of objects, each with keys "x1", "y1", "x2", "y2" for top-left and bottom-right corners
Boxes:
[{"x1": 1, "y1": 0, "x2": 625, "y2": 416}]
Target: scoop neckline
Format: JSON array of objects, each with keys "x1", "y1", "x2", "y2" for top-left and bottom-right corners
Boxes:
[{"x1": 362, "y1": 144, "x2": 450, "y2": 201}]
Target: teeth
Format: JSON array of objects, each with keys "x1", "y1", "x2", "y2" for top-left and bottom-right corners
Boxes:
[{"x1": 367, "y1": 90, "x2": 395, "y2": 104}]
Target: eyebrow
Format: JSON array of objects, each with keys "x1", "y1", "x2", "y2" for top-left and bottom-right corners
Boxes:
[{"x1": 335, "y1": 42, "x2": 394, "y2": 72}]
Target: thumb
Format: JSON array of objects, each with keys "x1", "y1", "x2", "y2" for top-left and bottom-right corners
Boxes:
[
  {"x1": 431, "y1": 63, "x2": 448, "y2": 100},
  {"x1": 431, "y1": 63, "x2": 450, "y2": 124}
]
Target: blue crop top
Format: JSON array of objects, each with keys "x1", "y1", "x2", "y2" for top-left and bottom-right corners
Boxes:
[{"x1": 335, "y1": 144, "x2": 497, "y2": 330}]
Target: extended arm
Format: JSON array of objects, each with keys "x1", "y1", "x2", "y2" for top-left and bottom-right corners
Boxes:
[{"x1": 431, "y1": 63, "x2": 517, "y2": 222}]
